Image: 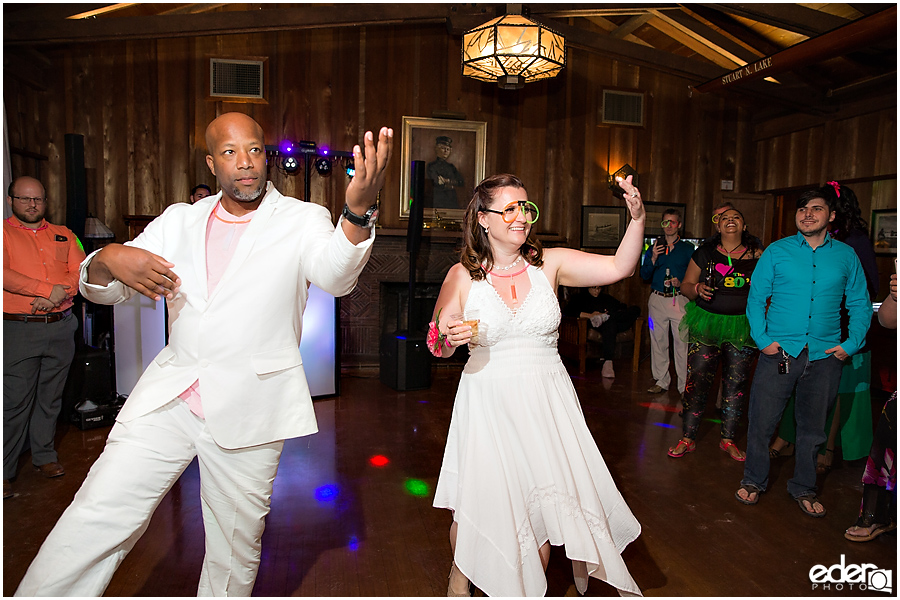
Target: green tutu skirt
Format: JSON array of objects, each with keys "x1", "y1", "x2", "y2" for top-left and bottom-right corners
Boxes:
[{"x1": 679, "y1": 302, "x2": 756, "y2": 349}]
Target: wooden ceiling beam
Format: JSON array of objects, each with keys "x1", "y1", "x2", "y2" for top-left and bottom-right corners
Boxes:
[
  {"x1": 648, "y1": 9, "x2": 756, "y2": 67},
  {"x1": 662, "y1": 8, "x2": 765, "y2": 61},
  {"x1": 529, "y1": 4, "x2": 681, "y2": 19},
  {"x1": 847, "y1": 4, "x2": 895, "y2": 17},
  {"x1": 694, "y1": 5, "x2": 896, "y2": 93},
  {"x1": 2, "y1": 4, "x2": 110, "y2": 22},
  {"x1": 645, "y1": 14, "x2": 742, "y2": 69},
  {"x1": 682, "y1": 4, "x2": 782, "y2": 56},
  {"x1": 683, "y1": 4, "x2": 832, "y2": 94},
  {"x1": 3, "y1": 3, "x2": 453, "y2": 45},
  {"x1": 543, "y1": 16, "x2": 723, "y2": 82},
  {"x1": 608, "y1": 13, "x2": 653, "y2": 39},
  {"x1": 701, "y1": 3, "x2": 850, "y2": 37},
  {"x1": 583, "y1": 15, "x2": 654, "y2": 48}
]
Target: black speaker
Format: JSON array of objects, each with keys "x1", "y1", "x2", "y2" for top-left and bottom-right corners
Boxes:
[
  {"x1": 62, "y1": 346, "x2": 116, "y2": 419},
  {"x1": 64, "y1": 134, "x2": 88, "y2": 241},
  {"x1": 379, "y1": 333, "x2": 431, "y2": 391},
  {"x1": 407, "y1": 160, "x2": 425, "y2": 254}
]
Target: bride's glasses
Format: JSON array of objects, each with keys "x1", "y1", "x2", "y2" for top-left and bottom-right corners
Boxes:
[{"x1": 480, "y1": 200, "x2": 540, "y2": 224}]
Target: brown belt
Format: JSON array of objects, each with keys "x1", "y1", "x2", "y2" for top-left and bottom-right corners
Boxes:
[
  {"x1": 3, "y1": 309, "x2": 72, "y2": 323},
  {"x1": 651, "y1": 290, "x2": 680, "y2": 298}
]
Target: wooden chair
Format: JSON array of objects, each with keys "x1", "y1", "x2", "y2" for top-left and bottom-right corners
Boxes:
[{"x1": 558, "y1": 316, "x2": 644, "y2": 375}]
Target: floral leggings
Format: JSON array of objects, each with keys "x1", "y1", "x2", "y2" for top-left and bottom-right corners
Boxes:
[{"x1": 682, "y1": 341, "x2": 757, "y2": 440}]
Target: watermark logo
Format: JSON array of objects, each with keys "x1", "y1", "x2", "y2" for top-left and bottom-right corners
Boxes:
[{"x1": 810, "y1": 554, "x2": 892, "y2": 593}]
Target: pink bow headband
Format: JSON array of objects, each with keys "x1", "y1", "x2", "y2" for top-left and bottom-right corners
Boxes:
[{"x1": 827, "y1": 180, "x2": 840, "y2": 197}]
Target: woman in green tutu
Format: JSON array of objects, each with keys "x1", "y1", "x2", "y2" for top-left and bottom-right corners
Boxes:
[{"x1": 667, "y1": 208, "x2": 763, "y2": 461}]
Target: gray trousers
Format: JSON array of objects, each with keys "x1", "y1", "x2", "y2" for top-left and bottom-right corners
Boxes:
[{"x1": 3, "y1": 313, "x2": 78, "y2": 480}]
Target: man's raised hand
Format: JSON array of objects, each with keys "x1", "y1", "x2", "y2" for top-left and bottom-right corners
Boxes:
[{"x1": 345, "y1": 127, "x2": 394, "y2": 214}]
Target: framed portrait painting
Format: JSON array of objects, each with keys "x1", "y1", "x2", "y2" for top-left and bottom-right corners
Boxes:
[
  {"x1": 581, "y1": 206, "x2": 627, "y2": 249},
  {"x1": 400, "y1": 116, "x2": 487, "y2": 222},
  {"x1": 871, "y1": 209, "x2": 897, "y2": 255}
]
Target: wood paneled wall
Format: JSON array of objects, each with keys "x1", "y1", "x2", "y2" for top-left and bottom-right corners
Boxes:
[
  {"x1": 5, "y1": 21, "x2": 896, "y2": 350},
  {"x1": 753, "y1": 105, "x2": 897, "y2": 211},
  {"x1": 6, "y1": 23, "x2": 761, "y2": 243}
]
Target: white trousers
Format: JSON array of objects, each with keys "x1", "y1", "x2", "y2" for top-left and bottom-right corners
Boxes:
[
  {"x1": 647, "y1": 293, "x2": 688, "y2": 393},
  {"x1": 15, "y1": 400, "x2": 284, "y2": 597}
]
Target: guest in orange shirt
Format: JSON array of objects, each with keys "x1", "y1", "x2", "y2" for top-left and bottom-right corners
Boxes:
[{"x1": 3, "y1": 176, "x2": 85, "y2": 500}]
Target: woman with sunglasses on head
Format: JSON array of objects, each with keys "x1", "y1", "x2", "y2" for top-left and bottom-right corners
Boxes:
[
  {"x1": 431, "y1": 173, "x2": 645, "y2": 597},
  {"x1": 667, "y1": 208, "x2": 763, "y2": 461}
]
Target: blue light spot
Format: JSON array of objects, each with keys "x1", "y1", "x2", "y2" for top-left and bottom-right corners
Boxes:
[
  {"x1": 348, "y1": 535, "x2": 359, "y2": 551},
  {"x1": 315, "y1": 484, "x2": 339, "y2": 502},
  {"x1": 653, "y1": 422, "x2": 677, "y2": 429},
  {"x1": 648, "y1": 316, "x2": 655, "y2": 331}
]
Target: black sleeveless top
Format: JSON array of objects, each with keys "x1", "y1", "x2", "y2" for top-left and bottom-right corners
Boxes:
[{"x1": 691, "y1": 243, "x2": 758, "y2": 316}]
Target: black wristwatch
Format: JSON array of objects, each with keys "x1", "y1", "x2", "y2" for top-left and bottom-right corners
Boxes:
[{"x1": 342, "y1": 203, "x2": 378, "y2": 228}]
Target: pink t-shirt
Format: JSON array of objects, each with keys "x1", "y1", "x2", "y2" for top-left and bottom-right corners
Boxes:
[{"x1": 179, "y1": 202, "x2": 256, "y2": 418}]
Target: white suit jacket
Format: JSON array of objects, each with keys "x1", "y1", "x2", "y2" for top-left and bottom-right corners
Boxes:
[{"x1": 79, "y1": 182, "x2": 374, "y2": 449}]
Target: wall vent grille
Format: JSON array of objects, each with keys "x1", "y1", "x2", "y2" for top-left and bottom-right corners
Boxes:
[
  {"x1": 210, "y1": 58, "x2": 264, "y2": 99},
  {"x1": 601, "y1": 90, "x2": 644, "y2": 126}
]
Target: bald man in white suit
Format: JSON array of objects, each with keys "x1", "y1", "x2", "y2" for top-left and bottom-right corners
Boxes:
[{"x1": 16, "y1": 113, "x2": 393, "y2": 596}]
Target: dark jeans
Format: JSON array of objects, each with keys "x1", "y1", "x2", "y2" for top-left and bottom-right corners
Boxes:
[
  {"x1": 741, "y1": 347, "x2": 844, "y2": 499},
  {"x1": 3, "y1": 314, "x2": 78, "y2": 479},
  {"x1": 589, "y1": 306, "x2": 641, "y2": 360},
  {"x1": 682, "y1": 342, "x2": 757, "y2": 441}
]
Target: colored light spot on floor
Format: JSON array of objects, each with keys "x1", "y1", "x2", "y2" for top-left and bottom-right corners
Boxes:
[
  {"x1": 369, "y1": 455, "x2": 390, "y2": 467},
  {"x1": 704, "y1": 418, "x2": 722, "y2": 424},
  {"x1": 404, "y1": 478, "x2": 429, "y2": 497},
  {"x1": 314, "y1": 484, "x2": 339, "y2": 502},
  {"x1": 348, "y1": 535, "x2": 360, "y2": 551},
  {"x1": 654, "y1": 422, "x2": 677, "y2": 429}
]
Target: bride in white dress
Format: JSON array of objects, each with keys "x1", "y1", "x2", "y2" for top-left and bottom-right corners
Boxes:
[{"x1": 430, "y1": 173, "x2": 646, "y2": 597}]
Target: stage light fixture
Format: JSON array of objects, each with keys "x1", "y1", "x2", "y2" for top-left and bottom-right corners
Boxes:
[
  {"x1": 283, "y1": 156, "x2": 300, "y2": 174},
  {"x1": 280, "y1": 139, "x2": 295, "y2": 155},
  {"x1": 315, "y1": 157, "x2": 332, "y2": 176}
]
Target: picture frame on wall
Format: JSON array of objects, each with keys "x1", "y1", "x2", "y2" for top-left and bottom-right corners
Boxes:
[
  {"x1": 643, "y1": 202, "x2": 688, "y2": 239},
  {"x1": 581, "y1": 206, "x2": 628, "y2": 249},
  {"x1": 399, "y1": 116, "x2": 487, "y2": 223},
  {"x1": 871, "y1": 208, "x2": 897, "y2": 255}
]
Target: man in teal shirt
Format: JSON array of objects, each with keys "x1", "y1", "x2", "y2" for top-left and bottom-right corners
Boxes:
[{"x1": 736, "y1": 188, "x2": 871, "y2": 517}]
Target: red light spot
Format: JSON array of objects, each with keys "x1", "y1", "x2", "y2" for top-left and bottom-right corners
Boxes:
[{"x1": 369, "y1": 455, "x2": 389, "y2": 467}]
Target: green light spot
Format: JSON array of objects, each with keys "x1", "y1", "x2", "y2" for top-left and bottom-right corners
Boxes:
[
  {"x1": 704, "y1": 418, "x2": 722, "y2": 424},
  {"x1": 404, "y1": 478, "x2": 429, "y2": 497}
]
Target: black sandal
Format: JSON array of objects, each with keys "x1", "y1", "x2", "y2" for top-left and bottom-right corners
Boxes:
[
  {"x1": 796, "y1": 494, "x2": 826, "y2": 518},
  {"x1": 769, "y1": 441, "x2": 794, "y2": 459},
  {"x1": 735, "y1": 484, "x2": 760, "y2": 505}
]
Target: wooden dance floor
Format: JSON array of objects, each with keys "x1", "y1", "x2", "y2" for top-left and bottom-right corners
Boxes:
[{"x1": 4, "y1": 359, "x2": 896, "y2": 596}]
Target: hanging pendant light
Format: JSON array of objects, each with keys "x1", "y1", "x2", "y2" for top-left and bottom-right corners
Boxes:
[{"x1": 462, "y1": 14, "x2": 566, "y2": 90}]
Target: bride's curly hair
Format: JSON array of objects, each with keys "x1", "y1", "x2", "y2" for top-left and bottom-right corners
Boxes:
[{"x1": 460, "y1": 173, "x2": 544, "y2": 281}]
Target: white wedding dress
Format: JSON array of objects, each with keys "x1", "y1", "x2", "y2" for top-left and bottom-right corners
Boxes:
[{"x1": 433, "y1": 264, "x2": 642, "y2": 597}]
